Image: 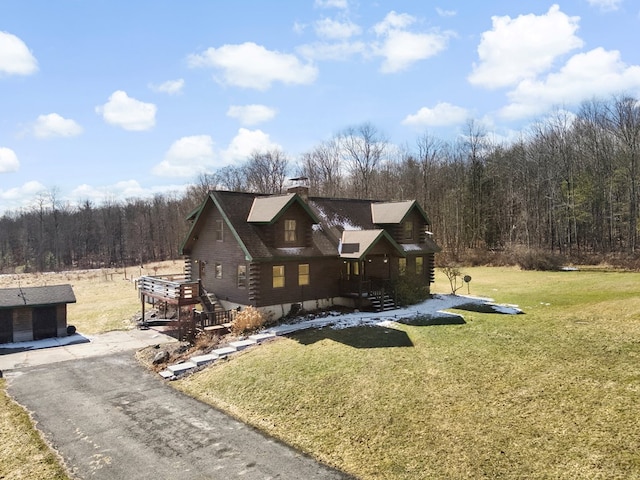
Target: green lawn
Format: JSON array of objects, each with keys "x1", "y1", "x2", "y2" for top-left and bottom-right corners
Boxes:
[{"x1": 176, "y1": 267, "x2": 640, "y2": 479}]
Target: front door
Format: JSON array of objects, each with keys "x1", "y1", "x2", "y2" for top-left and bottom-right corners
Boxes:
[
  {"x1": 0, "y1": 309, "x2": 12, "y2": 343},
  {"x1": 33, "y1": 306, "x2": 58, "y2": 340}
]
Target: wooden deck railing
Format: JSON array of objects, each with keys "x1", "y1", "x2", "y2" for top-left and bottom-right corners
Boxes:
[
  {"x1": 193, "y1": 309, "x2": 236, "y2": 329},
  {"x1": 138, "y1": 275, "x2": 199, "y2": 303}
]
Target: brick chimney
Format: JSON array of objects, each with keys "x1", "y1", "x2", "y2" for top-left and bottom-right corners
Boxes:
[{"x1": 287, "y1": 177, "x2": 309, "y2": 200}]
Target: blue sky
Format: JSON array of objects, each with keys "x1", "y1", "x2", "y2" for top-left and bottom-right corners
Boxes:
[{"x1": 1, "y1": 0, "x2": 639, "y2": 213}]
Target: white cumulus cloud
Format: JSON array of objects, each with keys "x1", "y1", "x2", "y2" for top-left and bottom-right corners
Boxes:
[
  {"x1": 221, "y1": 128, "x2": 281, "y2": 165},
  {"x1": 0, "y1": 31, "x2": 38, "y2": 76},
  {"x1": 314, "y1": 0, "x2": 348, "y2": 9},
  {"x1": 95, "y1": 90, "x2": 157, "y2": 131},
  {"x1": 0, "y1": 147, "x2": 20, "y2": 173},
  {"x1": 33, "y1": 113, "x2": 83, "y2": 138},
  {"x1": 187, "y1": 42, "x2": 318, "y2": 90},
  {"x1": 587, "y1": 0, "x2": 622, "y2": 11},
  {"x1": 153, "y1": 135, "x2": 217, "y2": 178},
  {"x1": 297, "y1": 40, "x2": 366, "y2": 61},
  {"x1": 69, "y1": 181, "x2": 188, "y2": 207},
  {"x1": 402, "y1": 102, "x2": 469, "y2": 127},
  {"x1": 149, "y1": 78, "x2": 184, "y2": 95},
  {"x1": 468, "y1": 5, "x2": 583, "y2": 89},
  {"x1": 314, "y1": 18, "x2": 362, "y2": 40},
  {"x1": 0, "y1": 180, "x2": 47, "y2": 213},
  {"x1": 372, "y1": 11, "x2": 451, "y2": 73},
  {"x1": 227, "y1": 105, "x2": 277, "y2": 126},
  {"x1": 436, "y1": 8, "x2": 456, "y2": 17},
  {"x1": 500, "y1": 48, "x2": 640, "y2": 120}
]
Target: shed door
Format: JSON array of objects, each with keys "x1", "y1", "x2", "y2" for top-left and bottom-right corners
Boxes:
[
  {"x1": 0, "y1": 309, "x2": 12, "y2": 343},
  {"x1": 33, "y1": 306, "x2": 58, "y2": 340}
]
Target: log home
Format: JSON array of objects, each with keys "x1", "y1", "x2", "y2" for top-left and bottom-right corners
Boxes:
[{"x1": 173, "y1": 186, "x2": 440, "y2": 319}]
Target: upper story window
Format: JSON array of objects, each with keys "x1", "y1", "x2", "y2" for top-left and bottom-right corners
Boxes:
[
  {"x1": 403, "y1": 220, "x2": 414, "y2": 241},
  {"x1": 215, "y1": 219, "x2": 224, "y2": 242},
  {"x1": 273, "y1": 265, "x2": 285, "y2": 288},
  {"x1": 284, "y1": 219, "x2": 297, "y2": 243}
]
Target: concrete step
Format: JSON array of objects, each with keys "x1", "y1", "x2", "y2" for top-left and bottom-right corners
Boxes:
[
  {"x1": 190, "y1": 353, "x2": 218, "y2": 366},
  {"x1": 228, "y1": 339, "x2": 256, "y2": 351},
  {"x1": 249, "y1": 332, "x2": 276, "y2": 343},
  {"x1": 167, "y1": 361, "x2": 197, "y2": 375},
  {"x1": 212, "y1": 346, "x2": 237, "y2": 357}
]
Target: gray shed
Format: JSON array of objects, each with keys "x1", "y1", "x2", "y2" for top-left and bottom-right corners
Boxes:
[{"x1": 0, "y1": 284, "x2": 76, "y2": 343}]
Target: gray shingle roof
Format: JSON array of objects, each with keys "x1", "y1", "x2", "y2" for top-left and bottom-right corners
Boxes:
[
  {"x1": 0, "y1": 284, "x2": 76, "y2": 309},
  {"x1": 181, "y1": 191, "x2": 440, "y2": 260}
]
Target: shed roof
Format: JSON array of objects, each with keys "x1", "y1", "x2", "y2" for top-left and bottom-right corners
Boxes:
[{"x1": 0, "y1": 284, "x2": 76, "y2": 309}]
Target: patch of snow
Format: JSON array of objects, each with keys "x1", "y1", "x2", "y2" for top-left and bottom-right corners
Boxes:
[
  {"x1": 309, "y1": 201, "x2": 362, "y2": 231},
  {"x1": 265, "y1": 294, "x2": 522, "y2": 335},
  {"x1": 0, "y1": 333, "x2": 89, "y2": 351},
  {"x1": 402, "y1": 244, "x2": 423, "y2": 251},
  {"x1": 276, "y1": 247, "x2": 305, "y2": 254},
  {"x1": 490, "y1": 304, "x2": 523, "y2": 314}
]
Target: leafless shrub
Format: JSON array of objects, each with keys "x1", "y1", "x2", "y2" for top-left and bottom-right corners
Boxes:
[{"x1": 230, "y1": 306, "x2": 268, "y2": 336}]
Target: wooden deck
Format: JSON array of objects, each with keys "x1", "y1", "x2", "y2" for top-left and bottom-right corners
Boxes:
[
  {"x1": 137, "y1": 275, "x2": 200, "y2": 306},
  {"x1": 137, "y1": 274, "x2": 235, "y2": 339}
]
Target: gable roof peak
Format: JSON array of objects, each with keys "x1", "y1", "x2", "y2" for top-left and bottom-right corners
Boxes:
[
  {"x1": 371, "y1": 200, "x2": 415, "y2": 224},
  {"x1": 247, "y1": 192, "x2": 320, "y2": 224}
]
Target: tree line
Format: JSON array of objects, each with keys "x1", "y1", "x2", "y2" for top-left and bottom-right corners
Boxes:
[{"x1": 1, "y1": 94, "x2": 639, "y2": 273}]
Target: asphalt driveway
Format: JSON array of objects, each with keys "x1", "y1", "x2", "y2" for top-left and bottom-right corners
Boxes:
[{"x1": 6, "y1": 351, "x2": 352, "y2": 479}]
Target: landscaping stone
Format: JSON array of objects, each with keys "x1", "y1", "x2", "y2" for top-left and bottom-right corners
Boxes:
[
  {"x1": 228, "y1": 339, "x2": 256, "y2": 350},
  {"x1": 167, "y1": 361, "x2": 197, "y2": 374},
  {"x1": 152, "y1": 350, "x2": 170, "y2": 365},
  {"x1": 212, "y1": 346, "x2": 237, "y2": 357},
  {"x1": 248, "y1": 332, "x2": 276, "y2": 343},
  {"x1": 159, "y1": 370, "x2": 174, "y2": 379},
  {"x1": 190, "y1": 353, "x2": 218, "y2": 366}
]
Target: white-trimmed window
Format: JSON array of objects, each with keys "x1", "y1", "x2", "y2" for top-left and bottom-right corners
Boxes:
[{"x1": 215, "y1": 262, "x2": 222, "y2": 279}]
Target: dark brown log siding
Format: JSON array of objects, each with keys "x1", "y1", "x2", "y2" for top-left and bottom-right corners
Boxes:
[
  {"x1": 188, "y1": 204, "x2": 251, "y2": 305},
  {"x1": 253, "y1": 258, "x2": 341, "y2": 307},
  {"x1": 264, "y1": 202, "x2": 315, "y2": 248},
  {"x1": 385, "y1": 209, "x2": 427, "y2": 245}
]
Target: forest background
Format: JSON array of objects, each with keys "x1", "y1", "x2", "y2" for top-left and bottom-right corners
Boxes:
[{"x1": 2, "y1": 94, "x2": 640, "y2": 274}]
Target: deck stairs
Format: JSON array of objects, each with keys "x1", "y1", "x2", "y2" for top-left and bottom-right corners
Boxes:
[
  {"x1": 370, "y1": 293, "x2": 396, "y2": 312},
  {"x1": 199, "y1": 289, "x2": 224, "y2": 315}
]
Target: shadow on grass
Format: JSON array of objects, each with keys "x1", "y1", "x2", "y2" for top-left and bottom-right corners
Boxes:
[
  {"x1": 396, "y1": 312, "x2": 466, "y2": 326},
  {"x1": 291, "y1": 325, "x2": 414, "y2": 349}
]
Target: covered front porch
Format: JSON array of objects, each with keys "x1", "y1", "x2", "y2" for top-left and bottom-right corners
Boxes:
[{"x1": 338, "y1": 228, "x2": 406, "y2": 311}]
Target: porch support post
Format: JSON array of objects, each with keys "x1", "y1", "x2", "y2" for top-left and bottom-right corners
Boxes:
[{"x1": 141, "y1": 293, "x2": 145, "y2": 326}]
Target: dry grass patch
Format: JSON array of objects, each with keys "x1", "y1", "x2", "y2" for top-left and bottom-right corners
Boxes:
[
  {"x1": 0, "y1": 379, "x2": 70, "y2": 480},
  {"x1": 0, "y1": 260, "x2": 182, "y2": 334},
  {"x1": 176, "y1": 267, "x2": 640, "y2": 479}
]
